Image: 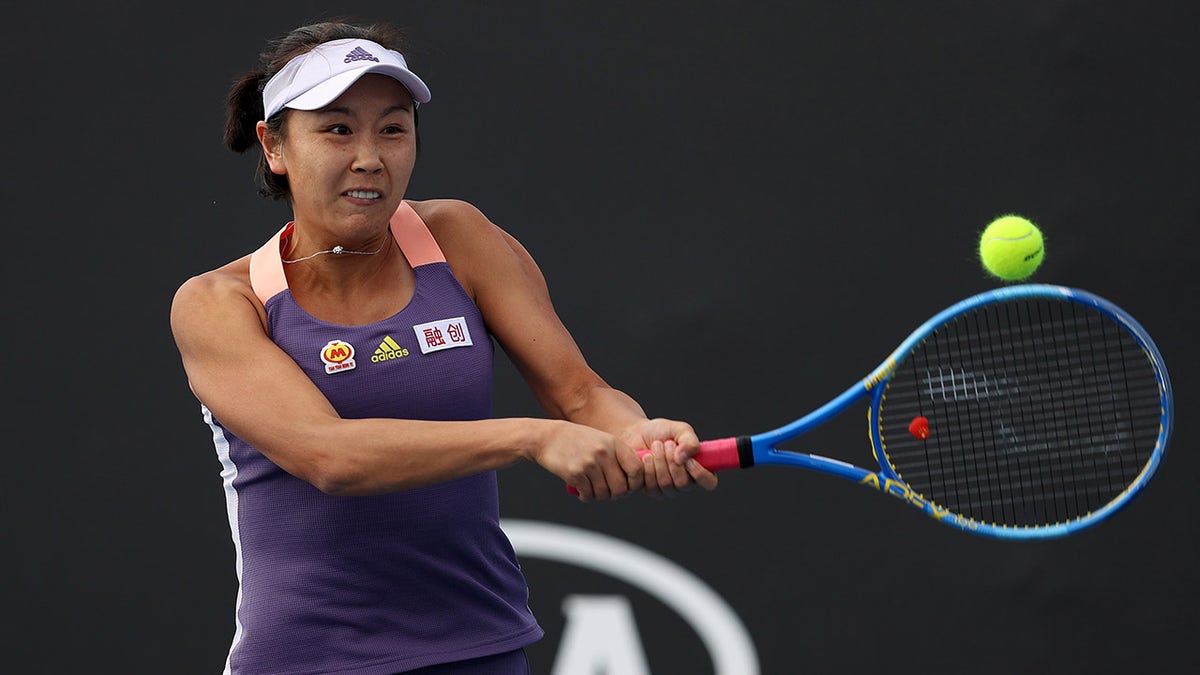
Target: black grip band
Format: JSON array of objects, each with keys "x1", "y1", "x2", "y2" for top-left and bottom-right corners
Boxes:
[{"x1": 736, "y1": 436, "x2": 755, "y2": 468}]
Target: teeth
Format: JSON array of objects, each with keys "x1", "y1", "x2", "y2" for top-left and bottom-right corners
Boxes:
[{"x1": 346, "y1": 190, "x2": 380, "y2": 199}]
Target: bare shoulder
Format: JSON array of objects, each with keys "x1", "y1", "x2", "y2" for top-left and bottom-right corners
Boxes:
[
  {"x1": 405, "y1": 199, "x2": 532, "y2": 293},
  {"x1": 170, "y1": 255, "x2": 264, "y2": 338},
  {"x1": 172, "y1": 256, "x2": 252, "y2": 309},
  {"x1": 406, "y1": 198, "x2": 505, "y2": 242}
]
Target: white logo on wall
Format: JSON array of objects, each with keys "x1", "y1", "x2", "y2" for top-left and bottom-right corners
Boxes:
[{"x1": 501, "y1": 519, "x2": 760, "y2": 675}]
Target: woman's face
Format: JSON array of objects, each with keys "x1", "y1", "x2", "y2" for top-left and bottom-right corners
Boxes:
[{"x1": 262, "y1": 74, "x2": 418, "y2": 236}]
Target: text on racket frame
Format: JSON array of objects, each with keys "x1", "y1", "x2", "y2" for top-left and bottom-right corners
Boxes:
[{"x1": 859, "y1": 474, "x2": 980, "y2": 530}]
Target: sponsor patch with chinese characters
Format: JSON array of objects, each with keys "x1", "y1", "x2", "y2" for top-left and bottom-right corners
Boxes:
[{"x1": 412, "y1": 317, "x2": 473, "y2": 354}]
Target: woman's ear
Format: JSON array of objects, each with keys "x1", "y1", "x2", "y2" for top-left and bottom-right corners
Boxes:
[{"x1": 256, "y1": 121, "x2": 287, "y2": 176}]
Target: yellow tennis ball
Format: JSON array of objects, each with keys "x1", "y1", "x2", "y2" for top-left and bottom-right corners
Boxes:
[{"x1": 979, "y1": 215, "x2": 1044, "y2": 281}]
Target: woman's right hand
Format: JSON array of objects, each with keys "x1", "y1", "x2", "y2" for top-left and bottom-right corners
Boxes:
[{"x1": 533, "y1": 420, "x2": 647, "y2": 501}]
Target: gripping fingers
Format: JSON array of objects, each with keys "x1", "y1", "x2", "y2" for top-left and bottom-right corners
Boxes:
[
  {"x1": 583, "y1": 460, "x2": 618, "y2": 500},
  {"x1": 575, "y1": 444, "x2": 636, "y2": 500},
  {"x1": 617, "y1": 443, "x2": 645, "y2": 493},
  {"x1": 643, "y1": 442, "x2": 669, "y2": 496},
  {"x1": 664, "y1": 440, "x2": 693, "y2": 490},
  {"x1": 568, "y1": 475, "x2": 593, "y2": 501},
  {"x1": 685, "y1": 456, "x2": 719, "y2": 491},
  {"x1": 641, "y1": 441, "x2": 688, "y2": 494}
]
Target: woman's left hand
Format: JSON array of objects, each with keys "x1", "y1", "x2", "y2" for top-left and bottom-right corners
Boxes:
[{"x1": 622, "y1": 418, "x2": 718, "y2": 495}]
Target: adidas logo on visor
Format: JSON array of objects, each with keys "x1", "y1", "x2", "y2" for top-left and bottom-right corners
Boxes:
[{"x1": 344, "y1": 46, "x2": 380, "y2": 63}]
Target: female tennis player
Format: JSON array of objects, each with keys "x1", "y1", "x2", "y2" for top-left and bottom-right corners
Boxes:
[{"x1": 169, "y1": 19, "x2": 716, "y2": 675}]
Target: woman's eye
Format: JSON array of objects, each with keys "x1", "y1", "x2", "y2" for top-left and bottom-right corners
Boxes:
[{"x1": 328, "y1": 125, "x2": 352, "y2": 135}]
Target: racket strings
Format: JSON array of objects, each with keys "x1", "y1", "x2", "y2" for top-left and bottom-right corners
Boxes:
[{"x1": 878, "y1": 297, "x2": 1162, "y2": 528}]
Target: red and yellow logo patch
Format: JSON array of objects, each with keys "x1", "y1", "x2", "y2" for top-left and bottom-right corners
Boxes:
[{"x1": 319, "y1": 339, "x2": 357, "y2": 374}]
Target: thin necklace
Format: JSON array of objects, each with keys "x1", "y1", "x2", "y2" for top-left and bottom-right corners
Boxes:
[{"x1": 281, "y1": 238, "x2": 390, "y2": 264}]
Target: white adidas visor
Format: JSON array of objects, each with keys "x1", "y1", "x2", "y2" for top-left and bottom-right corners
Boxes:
[{"x1": 261, "y1": 38, "x2": 431, "y2": 121}]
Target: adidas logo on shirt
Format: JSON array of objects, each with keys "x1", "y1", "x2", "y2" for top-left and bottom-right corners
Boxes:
[
  {"x1": 344, "y1": 46, "x2": 380, "y2": 63},
  {"x1": 371, "y1": 336, "x2": 410, "y2": 363}
]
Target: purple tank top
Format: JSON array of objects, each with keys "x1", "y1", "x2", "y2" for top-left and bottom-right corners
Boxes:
[{"x1": 204, "y1": 203, "x2": 542, "y2": 674}]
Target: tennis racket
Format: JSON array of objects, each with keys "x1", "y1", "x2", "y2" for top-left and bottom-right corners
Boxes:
[{"x1": 579, "y1": 284, "x2": 1173, "y2": 539}]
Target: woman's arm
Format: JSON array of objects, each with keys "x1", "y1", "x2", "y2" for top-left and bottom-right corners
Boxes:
[
  {"x1": 420, "y1": 199, "x2": 717, "y2": 497},
  {"x1": 170, "y1": 258, "x2": 643, "y2": 498}
]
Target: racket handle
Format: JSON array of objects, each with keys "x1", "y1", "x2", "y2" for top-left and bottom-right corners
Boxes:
[
  {"x1": 565, "y1": 436, "x2": 747, "y2": 496},
  {"x1": 695, "y1": 437, "x2": 747, "y2": 471}
]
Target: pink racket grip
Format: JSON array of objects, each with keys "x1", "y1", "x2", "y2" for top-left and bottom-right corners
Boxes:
[
  {"x1": 565, "y1": 437, "x2": 744, "y2": 496},
  {"x1": 694, "y1": 437, "x2": 746, "y2": 471}
]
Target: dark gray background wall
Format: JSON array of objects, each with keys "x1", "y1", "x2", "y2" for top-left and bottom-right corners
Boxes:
[{"x1": 6, "y1": 1, "x2": 1197, "y2": 673}]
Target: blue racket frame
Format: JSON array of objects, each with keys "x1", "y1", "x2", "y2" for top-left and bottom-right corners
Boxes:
[{"x1": 745, "y1": 284, "x2": 1174, "y2": 539}]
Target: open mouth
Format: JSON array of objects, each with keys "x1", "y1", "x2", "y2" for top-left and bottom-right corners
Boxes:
[{"x1": 344, "y1": 190, "x2": 382, "y2": 199}]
